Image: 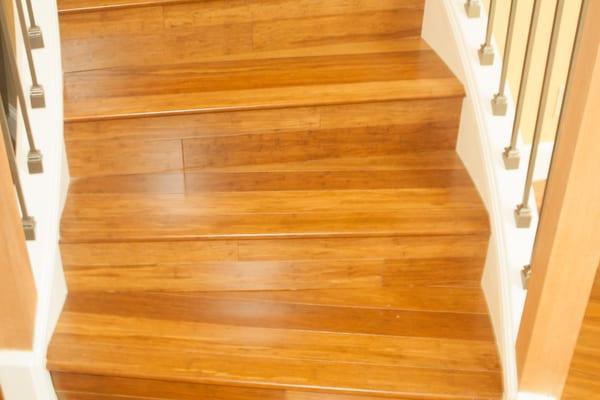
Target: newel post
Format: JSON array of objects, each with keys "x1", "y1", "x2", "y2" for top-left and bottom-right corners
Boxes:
[{"x1": 516, "y1": 0, "x2": 600, "y2": 396}]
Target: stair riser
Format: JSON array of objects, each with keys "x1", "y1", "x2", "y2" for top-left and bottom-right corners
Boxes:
[
  {"x1": 60, "y1": 0, "x2": 424, "y2": 72},
  {"x1": 60, "y1": 235, "x2": 488, "y2": 290},
  {"x1": 65, "y1": 98, "x2": 462, "y2": 178}
]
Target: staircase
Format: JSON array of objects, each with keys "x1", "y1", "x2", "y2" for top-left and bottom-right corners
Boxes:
[{"x1": 47, "y1": 0, "x2": 503, "y2": 398}]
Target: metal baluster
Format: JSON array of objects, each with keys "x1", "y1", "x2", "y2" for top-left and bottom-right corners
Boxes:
[
  {"x1": 0, "y1": 5, "x2": 43, "y2": 174},
  {"x1": 479, "y1": 0, "x2": 497, "y2": 65},
  {"x1": 503, "y1": 0, "x2": 543, "y2": 169},
  {"x1": 491, "y1": 0, "x2": 518, "y2": 116},
  {"x1": 465, "y1": 0, "x2": 481, "y2": 18},
  {"x1": 514, "y1": 0, "x2": 567, "y2": 228},
  {"x1": 11, "y1": 0, "x2": 45, "y2": 108},
  {"x1": 0, "y1": 92, "x2": 36, "y2": 240},
  {"x1": 23, "y1": 0, "x2": 44, "y2": 49}
]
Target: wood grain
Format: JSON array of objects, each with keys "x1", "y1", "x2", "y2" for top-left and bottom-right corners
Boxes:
[
  {"x1": 0, "y1": 116, "x2": 37, "y2": 350},
  {"x1": 64, "y1": 98, "x2": 463, "y2": 178},
  {"x1": 63, "y1": 258, "x2": 487, "y2": 293},
  {"x1": 50, "y1": 336, "x2": 502, "y2": 398},
  {"x1": 59, "y1": 1, "x2": 424, "y2": 70},
  {"x1": 52, "y1": 372, "x2": 492, "y2": 400},
  {"x1": 49, "y1": 0, "x2": 501, "y2": 397},
  {"x1": 53, "y1": 308, "x2": 498, "y2": 370},
  {"x1": 563, "y1": 266, "x2": 600, "y2": 398},
  {"x1": 516, "y1": 1, "x2": 600, "y2": 395}
]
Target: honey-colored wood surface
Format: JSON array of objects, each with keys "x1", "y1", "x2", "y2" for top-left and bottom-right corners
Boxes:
[
  {"x1": 516, "y1": 1, "x2": 600, "y2": 395},
  {"x1": 50, "y1": 0, "x2": 502, "y2": 398},
  {"x1": 0, "y1": 116, "x2": 36, "y2": 350},
  {"x1": 60, "y1": 169, "x2": 489, "y2": 242},
  {"x1": 62, "y1": 50, "x2": 462, "y2": 122},
  {"x1": 534, "y1": 180, "x2": 546, "y2": 211},
  {"x1": 65, "y1": 98, "x2": 463, "y2": 178},
  {"x1": 563, "y1": 266, "x2": 600, "y2": 398},
  {"x1": 59, "y1": 0, "x2": 424, "y2": 71}
]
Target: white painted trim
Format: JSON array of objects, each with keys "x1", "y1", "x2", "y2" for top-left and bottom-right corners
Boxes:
[
  {"x1": 0, "y1": 0, "x2": 66, "y2": 398},
  {"x1": 423, "y1": 1, "x2": 546, "y2": 398}
]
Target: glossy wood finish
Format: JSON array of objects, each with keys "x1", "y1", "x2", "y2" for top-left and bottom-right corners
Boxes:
[
  {"x1": 62, "y1": 51, "x2": 462, "y2": 122},
  {"x1": 516, "y1": 1, "x2": 600, "y2": 395},
  {"x1": 50, "y1": 0, "x2": 501, "y2": 398},
  {"x1": 59, "y1": 0, "x2": 424, "y2": 71},
  {"x1": 60, "y1": 170, "x2": 489, "y2": 243},
  {"x1": 65, "y1": 99, "x2": 463, "y2": 178},
  {"x1": 563, "y1": 266, "x2": 600, "y2": 399},
  {"x1": 0, "y1": 120, "x2": 36, "y2": 350},
  {"x1": 534, "y1": 180, "x2": 546, "y2": 211}
]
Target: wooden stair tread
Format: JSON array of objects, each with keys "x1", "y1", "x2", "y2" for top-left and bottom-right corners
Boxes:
[
  {"x1": 52, "y1": 0, "x2": 502, "y2": 397},
  {"x1": 64, "y1": 48, "x2": 462, "y2": 121},
  {"x1": 48, "y1": 288, "x2": 501, "y2": 398},
  {"x1": 60, "y1": 169, "x2": 488, "y2": 243}
]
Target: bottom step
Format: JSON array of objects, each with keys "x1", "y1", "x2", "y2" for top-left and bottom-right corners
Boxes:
[
  {"x1": 49, "y1": 287, "x2": 502, "y2": 400},
  {"x1": 54, "y1": 371, "x2": 501, "y2": 400}
]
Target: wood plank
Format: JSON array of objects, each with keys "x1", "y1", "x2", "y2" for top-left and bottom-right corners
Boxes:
[
  {"x1": 63, "y1": 259, "x2": 387, "y2": 292},
  {"x1": 48, "y1": 334, "x2": 502, "y2": 399},
  {"x1": 0, "y1": 108, "x2": 36, "y2": 350},
  {"x1": 53, "y1": 372, "x2": 286, "y2": 400},
  {"x1": 61, "y1": 236, "x2": 489, "y2": 268},
  {"x1": 61, "y1": 208, "x2": 488, "y2": 242},
  {"x1": 58, "y1": 0, "x2": 185, "y2": 14},
  {"x1": 53, "y1": 309, "x2": 499, "y2": 371},
  {"x1": 127, "y1": 286, "x2": 489, "y2": 314},
  {"x1": 62, "y1": 258, "x2": 485, "y2": 293},
  {"x1": 181, "y1": 125, "x2": 458, "y2": 172},
  {"x1": 182, "y1": 171, "x2": 478, "y2": 192},
  {"x1": 52, "y1": 372, "x2": 451, "y2": 400},
  {"x1": 59, "y1": 291, "x2": 495, "y2": 341},
  {"x1": 251, "y1": 10, "x2": 421, "y2": 52},
  {"x1": 66, "y1": 138, "x2": 183, "y2": 177},
  {"x1": 69, "y1": 173, "x2": 186, "y2": 194},
  {"x1": 516, "y1": 1, "x2": 600, "y2": 395}
]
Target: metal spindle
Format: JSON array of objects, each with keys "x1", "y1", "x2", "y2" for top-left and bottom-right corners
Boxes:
[
  {"x1": 514, "y1": 0, "x2": 567, "y2": 228},
  {"x1": 12, "y1": 0, "x2": 45, "y2": 108},
  {"x1": 0, "y1": 92, "x2": 36, "y2": 240},
  {"x1": 0, "y1": 5, "x2": 43, "y2": 174},
  {"x1": 465, "y1": 0, "x2": 481, "y2": 19},
  {"x1": 479, "y1": 0, "x2": 497, "y2": 65},
  {"x1": 503, "y1": 0, "x2": 544, "y2": 169},
  {"x1": 23, "y1": 0, "x2": 44, "y2": 49},
  {"x1": 491, "y1": 0, "x2": 518, "y2": 116}
]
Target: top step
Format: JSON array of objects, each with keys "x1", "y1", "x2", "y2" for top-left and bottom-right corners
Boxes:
[{"x1": 58, "y1": 0, "x2": 460, "y2": 121}]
